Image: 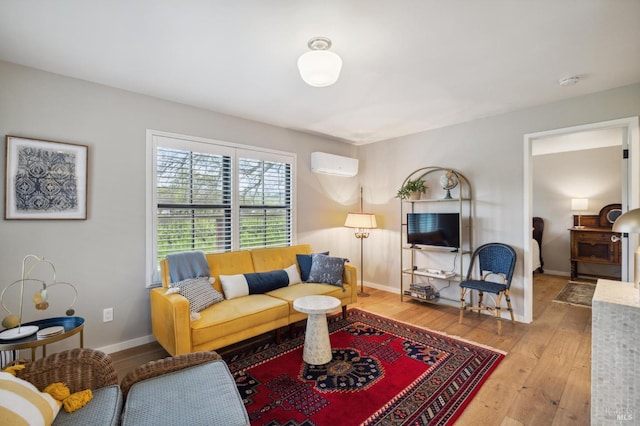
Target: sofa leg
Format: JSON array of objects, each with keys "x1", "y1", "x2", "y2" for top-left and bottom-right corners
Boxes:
[
  {"x1": 342, "y1": 305, "x2": 347, "y2": 319},
  {"x1": 275, "y1": 328, "x2": 282, "y2": 344}
]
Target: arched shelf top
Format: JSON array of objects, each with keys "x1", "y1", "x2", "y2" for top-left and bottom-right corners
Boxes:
[{"x1": 400, "y1": 166, "x2": 472, "y2": 201}]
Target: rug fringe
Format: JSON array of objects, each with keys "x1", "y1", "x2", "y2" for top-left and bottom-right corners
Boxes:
[{"x1": 347, "y1": 308, "x2": 508, "y2": 356}]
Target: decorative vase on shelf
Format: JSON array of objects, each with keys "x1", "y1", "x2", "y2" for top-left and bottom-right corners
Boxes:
[{"x1": 409, "y1": 191, "x2": 422, "y2": 200}]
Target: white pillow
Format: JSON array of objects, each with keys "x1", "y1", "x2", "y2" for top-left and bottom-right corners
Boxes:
[
  {"x1": 0, "y1": 371, "x2": 61, "y2": 425},
  {"x1": 284, "y1": 264, "x2": 302, "y2": 285},
  {"x1": 219, "y1": 274, "x2": 250, "y2": 300}
]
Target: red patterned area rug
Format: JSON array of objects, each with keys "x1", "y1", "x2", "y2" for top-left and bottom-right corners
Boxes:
[{"x1": 223, "y1": 309, "x2": 505, "y2": 426}]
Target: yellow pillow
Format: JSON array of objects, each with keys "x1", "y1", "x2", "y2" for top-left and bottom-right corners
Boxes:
[{"x1": 0, "y1": 371, "x2": 60, "y2": 425}]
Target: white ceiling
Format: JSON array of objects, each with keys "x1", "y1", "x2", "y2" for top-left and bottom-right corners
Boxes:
[{"x1": 0, "y1": 1, "x2": 639, "y2": 145}]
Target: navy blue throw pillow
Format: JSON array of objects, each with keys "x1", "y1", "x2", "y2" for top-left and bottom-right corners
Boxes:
[
  {"x1": 297, "y1": 251, "x2": 329, "y2": 282},
  {"x1": 245, "y1": 270, "x2": 289, "y2": 294}
]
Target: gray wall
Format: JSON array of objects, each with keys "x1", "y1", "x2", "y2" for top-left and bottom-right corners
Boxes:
[
  {"x1": 0, "y1": 60, "x2": 360, "y2": 353},
  {"x1": 358, "y1": 83, "x2": 640, "y2": 321},
  {"x1": 533, "y1": 146, "x2": 622, "y2": 276}
]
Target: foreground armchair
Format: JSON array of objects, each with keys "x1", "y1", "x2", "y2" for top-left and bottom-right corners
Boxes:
[
  {"x1": 15, "y1": 348, "x2": 122, "y2": 426},
  {"x1": 16, "y1": 347, "x2": 118, "y2": 393}
]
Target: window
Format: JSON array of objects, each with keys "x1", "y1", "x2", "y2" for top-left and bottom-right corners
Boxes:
[
  {"x1": 146, "y1": 131, "x2": 295, "y2": 286},
  {"x1": 238, "y1": 157, "x2": 292, "y2": 249}
]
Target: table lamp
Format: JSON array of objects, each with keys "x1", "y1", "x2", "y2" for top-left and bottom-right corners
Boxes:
[
  {"x1": 612, "y1": 208, "x2": 640, "y2": 289},
  {"x1": 571, "y1": 198, "x2": 589, "y2": 228},
  {"x1": 344, "y1": 188, "x2": 377, "y2": 297}
]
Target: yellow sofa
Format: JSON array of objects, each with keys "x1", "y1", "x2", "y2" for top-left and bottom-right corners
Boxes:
[{"x1": 150, "y1": 244, "x2": 357, "y2": 356}]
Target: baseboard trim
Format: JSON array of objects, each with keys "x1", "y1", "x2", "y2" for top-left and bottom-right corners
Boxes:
[
  {"x1": 96, "y1": 334, "x2": 155, "y2": 354},
  {"x1": 365, "y1": 281, "x2": 401, "y2": 294}
]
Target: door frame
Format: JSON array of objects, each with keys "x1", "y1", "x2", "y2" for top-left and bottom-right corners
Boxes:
[{"x1": 522, "y1": 117, "x2": 640, "y2": 324}]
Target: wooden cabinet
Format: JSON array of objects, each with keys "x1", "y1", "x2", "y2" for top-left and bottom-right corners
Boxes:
[{"x1": 569, "y1": 203, "x2": 622, "y2": 280}]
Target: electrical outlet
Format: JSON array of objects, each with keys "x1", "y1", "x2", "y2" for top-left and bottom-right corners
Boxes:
[{"x1": 103, "y1": 307, "x2": 113, "y2": 322}]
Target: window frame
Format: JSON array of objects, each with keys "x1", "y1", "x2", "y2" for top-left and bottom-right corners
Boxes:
[{"x1": 146, "y1": 130, "x2": 296, "y2": 287}]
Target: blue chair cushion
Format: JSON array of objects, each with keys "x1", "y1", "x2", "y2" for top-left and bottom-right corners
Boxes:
[
  {"x1": 53, "y1": 385, "x2": 122, "y2": 426},
  {"x1": 120, "y1": 360, "x2": 249, "y2": 426},
  {"x1": 459, "y1": 279, "x2": 507, "y2": 294}
]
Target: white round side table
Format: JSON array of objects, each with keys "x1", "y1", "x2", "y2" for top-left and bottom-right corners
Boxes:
[{"x1": 293, "y1": 295, "x2": 341, "y2": 365}]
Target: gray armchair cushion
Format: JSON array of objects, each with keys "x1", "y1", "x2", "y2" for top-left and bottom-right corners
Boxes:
[
  {"x1": 120, "y1": 360, "x2": 249, "y2": 426},
  {"x1": 53, "y1": 385, "x2": 122, "y2": 426}
]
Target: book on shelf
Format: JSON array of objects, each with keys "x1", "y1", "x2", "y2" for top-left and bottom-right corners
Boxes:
[{"x1": 405, "y1": 283, "x2": 440, "y2": 300}]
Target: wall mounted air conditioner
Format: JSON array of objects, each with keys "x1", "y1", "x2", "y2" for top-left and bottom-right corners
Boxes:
[{"x1": 311, "y1": 152, "x2": 359, "y2": 177}]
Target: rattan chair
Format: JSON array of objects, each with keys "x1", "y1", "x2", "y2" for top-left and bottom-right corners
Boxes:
[
  {"x1": 15, "y1": 347, "x2": 118, "y2": 393},
  {"x1": 459, "y1": 242, "x2": 517, "y2": 335},
  {"x1": 120, "y1": 350, "x2": 222, "y2": 398}
]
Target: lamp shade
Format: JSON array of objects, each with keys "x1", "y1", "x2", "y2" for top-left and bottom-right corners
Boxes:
[
  {"x1": 613, "y1": 208, "x2": 640, "y2": 233},
  {"x1": 297, "y1": 50, "x2": 342, "y2": 87},
  {"x1": 571, "y1": 198, "x2": 588, "y2": 211},
  {"x1": 344, "y1": 212, "x2": 377, "y2": 229},
  {"x1": 297, "y1": 37, "x2": 342, "y2": 87}
]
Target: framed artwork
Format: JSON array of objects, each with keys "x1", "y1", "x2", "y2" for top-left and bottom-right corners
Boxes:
[{"x1": 5, "y1": 136, "x2": 88, "y2": 220}]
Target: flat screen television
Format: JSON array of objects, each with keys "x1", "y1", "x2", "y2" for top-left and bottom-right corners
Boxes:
[{"x1": 407, "y1": 212, "x2": 460, "y2": 248}]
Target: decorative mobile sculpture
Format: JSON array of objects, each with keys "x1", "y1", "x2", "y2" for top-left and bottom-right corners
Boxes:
[{"x1": 1, "y1": 255, "x2": 77, "y2": 335}]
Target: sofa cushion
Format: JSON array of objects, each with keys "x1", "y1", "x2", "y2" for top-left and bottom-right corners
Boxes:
[
  {"x1": 206, "y1": 250, "x2": 255, "y2": 293},
  {"x1": 53, "y1": 385, "x2": 122, "y2": 426},
  {"x1": 191, "y1": 295, "x2": 289, "y2": 348},
  {"x1": 296, "y1": 251, "x2": 330, "y2": 281},
  {"x1": 268, "y1": 283, "x2": 350, "y2": 323},
  {"x1": 121, "y1": 361, "x2": 249, "y2": 426},
  {"x1": 251, "y1": 244, "x2": 312, "y2": 273},
  {"x1": 171, "y1": 277, "x2": 223, "y2": 313},
  {"x1": 307, "y1": 254, "x2": 346, "y2": 289},
  {"x1": 0, "y1": 371, "x2": 60, "y2": 426}
]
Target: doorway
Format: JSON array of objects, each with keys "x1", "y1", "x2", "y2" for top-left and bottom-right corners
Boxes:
[{"x1": 522, "y1": 117, "x2": 640, "y2": 324}]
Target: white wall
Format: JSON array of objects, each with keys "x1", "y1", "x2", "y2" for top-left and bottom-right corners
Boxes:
[
  {"x1": 0, "y1": 60, "x2": 360, "y2": 353},
  {"x1": 358, "y1": 83, "x2": 640, "y2": 322},
  {"x1": 533, "y1": 146, "x2": 622, "y2": 276}
]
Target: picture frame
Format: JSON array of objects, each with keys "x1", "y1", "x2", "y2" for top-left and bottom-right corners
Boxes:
[{"x1": 5, "y1": 136, "x2": 88, "y2": 220}]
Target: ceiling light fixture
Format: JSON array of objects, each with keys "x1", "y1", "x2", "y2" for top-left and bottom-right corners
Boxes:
[
  {"x1": 297, "y1": 37, "x2": 342, "y2": 87},
  {"x1": 559, "y1": 76, "x2": 580, "y2": 87}
]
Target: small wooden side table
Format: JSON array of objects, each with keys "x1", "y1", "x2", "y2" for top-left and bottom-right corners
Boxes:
[
  {"x1": 0, "y1": 316, "x2": 84, "y2": 361},
  {"x1": 293, "y1": 295, "x2": 341, "y2": 365}
]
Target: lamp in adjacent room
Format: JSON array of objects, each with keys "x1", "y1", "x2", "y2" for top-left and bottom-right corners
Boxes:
[
  {"x1": 612, "y1": 208, "x2": 640, "y2": 289},
  {"x1": 297, "y1": 37, "x2": 342, "y2": 87},
  {"x1": 344, "y1": 188, "x2": 377, "y2": 297},
  {"x1": 571, "y1": 198, "x2": 589, "y2": 228}
]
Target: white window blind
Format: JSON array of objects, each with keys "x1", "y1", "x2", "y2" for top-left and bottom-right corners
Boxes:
[
  {"x1": 146, "y1": 131, "x2": 296, "y2": 286},
  {"x1": 238, "y1": 157, "x2": 292, "y2": 249},
  {"x1": 156, "y1": 148, "x2": 232, "y2": 259}
]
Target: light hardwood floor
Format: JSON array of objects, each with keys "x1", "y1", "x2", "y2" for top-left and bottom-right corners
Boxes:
[{"x1": 111, "y1": 273, "x2": 590, "y2": 425}]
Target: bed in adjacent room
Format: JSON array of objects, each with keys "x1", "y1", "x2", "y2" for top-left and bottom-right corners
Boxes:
[{"x1": 532, "y1": 216, "x2": 544, "y2": 273}]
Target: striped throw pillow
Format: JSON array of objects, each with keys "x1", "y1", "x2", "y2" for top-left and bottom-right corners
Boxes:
[
  {"x1": 172, "y1": 277, "x2": 224, "y2": 313},
  {"x1": 0, "y1": 371, "x2": 60, "y2": 425}
]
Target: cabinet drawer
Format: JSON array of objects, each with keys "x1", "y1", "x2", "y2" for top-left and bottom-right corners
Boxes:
[{"x1": 573, "y1": 232, "x2": 615, "y2": 244}]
